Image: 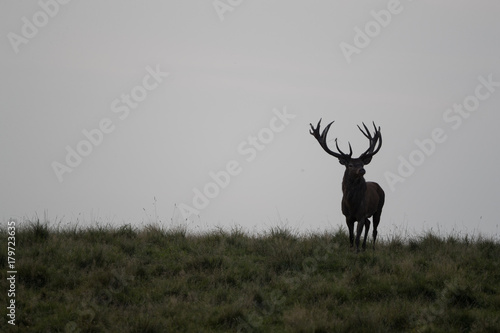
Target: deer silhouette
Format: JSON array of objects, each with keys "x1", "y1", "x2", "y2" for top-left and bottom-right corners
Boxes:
[{"x1": 310, "y1": 119, "x2": 385, "y2": 252}]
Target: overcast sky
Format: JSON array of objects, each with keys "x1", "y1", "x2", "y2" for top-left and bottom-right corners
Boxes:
[{"x1": 1, "y1": 1, "x2": 500, "y2": 239}]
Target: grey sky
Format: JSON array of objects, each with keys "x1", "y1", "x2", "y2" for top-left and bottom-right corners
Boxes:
[{"x1": 1, "y1": 1, "x2": 499, "y2": 238}]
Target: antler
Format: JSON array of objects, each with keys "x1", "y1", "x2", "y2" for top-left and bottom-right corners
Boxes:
[
  {"x1": 357, "y1": 122, "x2": 382, "y2": 162},
  {"x1": 309, "y1": 119, "x2": 352, "y2": 161}
]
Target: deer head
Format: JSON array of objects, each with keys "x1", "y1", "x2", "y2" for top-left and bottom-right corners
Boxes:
[{"x1": 309, "y1": 119, "x2": 382, "y2": 177}]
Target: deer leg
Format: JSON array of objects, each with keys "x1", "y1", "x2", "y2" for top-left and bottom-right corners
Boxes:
[
  {"x1": 362, "y1": 218, "x2": 371, "y2": 251},
  {"x1": 346, "y1": 219, "x2": 355, "y2": 248},
  {"x1": 372, "y1": 211, "x2": 381, "y2": 250},
  {"x1": 355, "y1": 219, "x2": 364, "y2": 253}
]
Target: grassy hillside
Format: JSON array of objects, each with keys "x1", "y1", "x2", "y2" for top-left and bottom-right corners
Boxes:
[{"x1": 1, "y1": 221, "x2": 499, "y2": 332}]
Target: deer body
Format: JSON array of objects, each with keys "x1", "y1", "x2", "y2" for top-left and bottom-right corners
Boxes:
[
  {"x1": 342, "y1": 177, "x2": 385, "y2": 251},
  {"x1": 310, "y1": 119, "x2": 385, "y2": 252}
]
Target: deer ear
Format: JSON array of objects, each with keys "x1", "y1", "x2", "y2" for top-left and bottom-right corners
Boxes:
[
  {"x1": 338, "y1": 159, "x2": 348, "y2": 166},
  {"x1": 361, "y1": 156, "x2": 373, "y2": 165}
]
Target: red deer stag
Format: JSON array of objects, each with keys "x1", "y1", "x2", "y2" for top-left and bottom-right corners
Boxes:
[{"x1": 310, "y1": 119, "x2": 385, "y2": 252}]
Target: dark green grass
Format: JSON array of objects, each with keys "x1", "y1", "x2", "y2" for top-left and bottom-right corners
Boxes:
[{"x1": 1, "y1": 220, "x2": 500, "y2": 332}]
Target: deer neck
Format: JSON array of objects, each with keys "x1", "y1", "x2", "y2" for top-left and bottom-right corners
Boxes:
[{"x1": 342, "y1": 172, "x2": 367, "y2": 204}]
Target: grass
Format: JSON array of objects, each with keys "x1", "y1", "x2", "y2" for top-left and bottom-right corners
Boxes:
[{"x1": 1, "y1": 220, "x2": 500, "y2": 332}]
